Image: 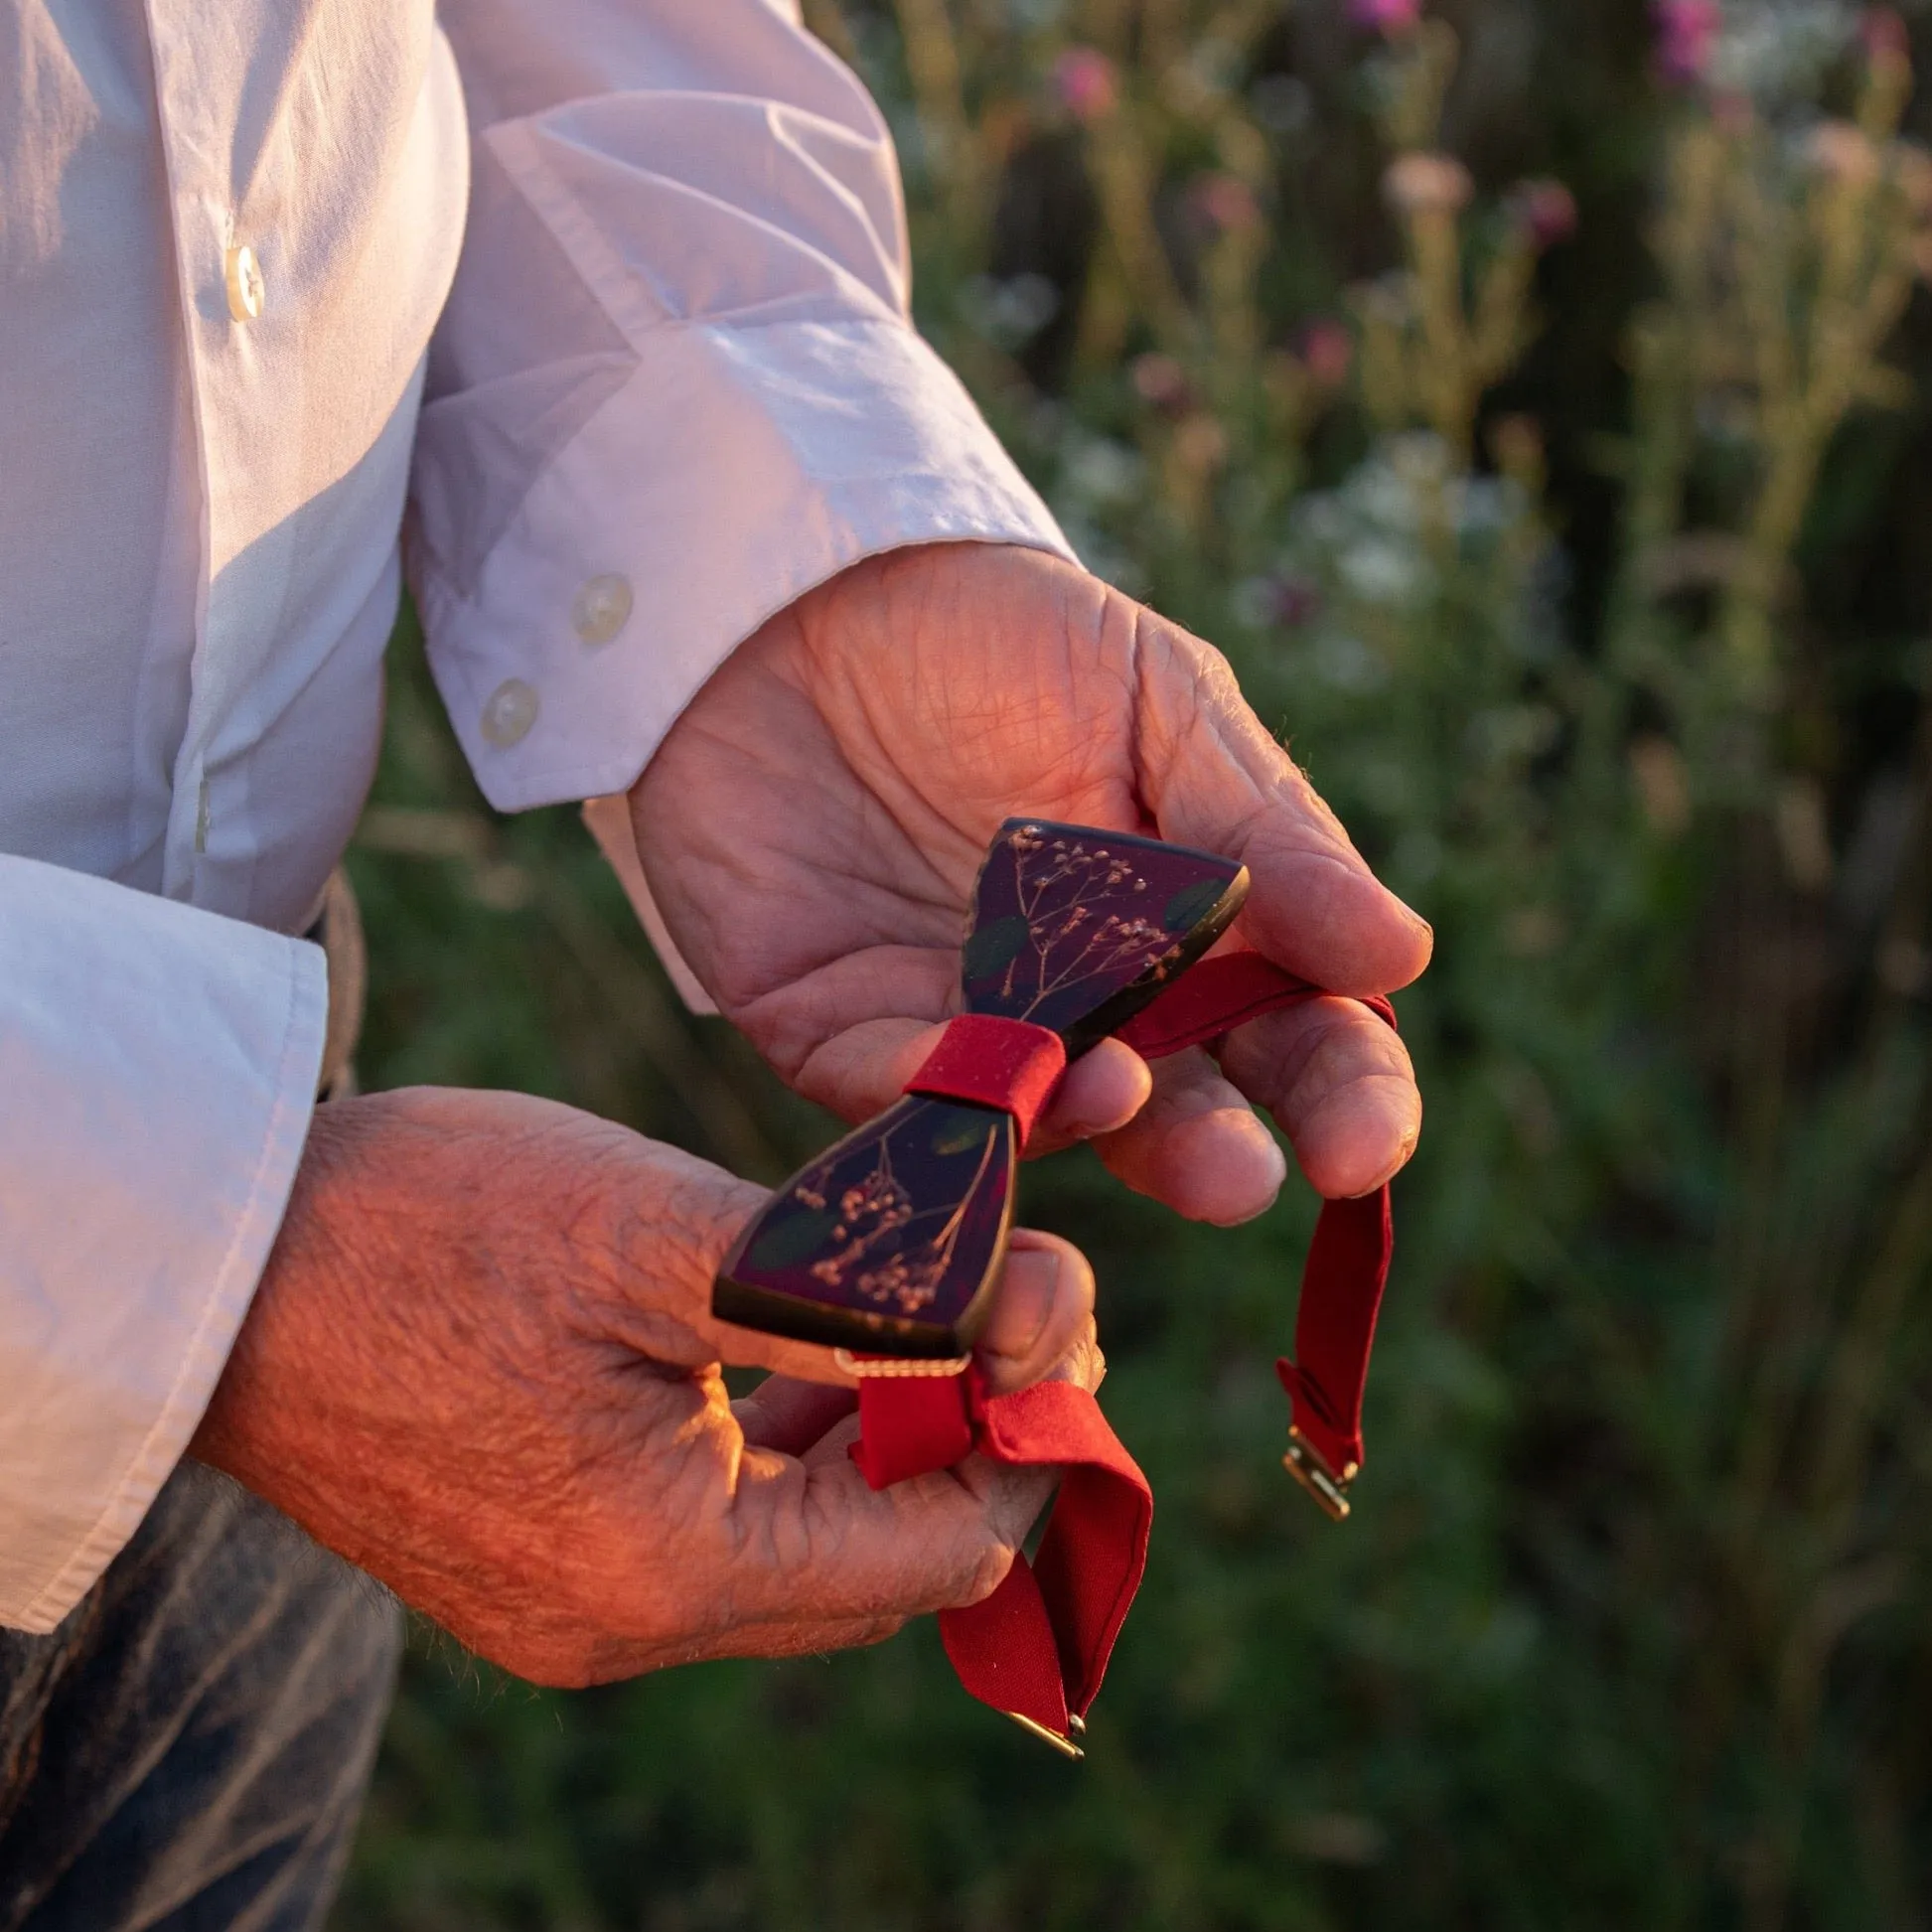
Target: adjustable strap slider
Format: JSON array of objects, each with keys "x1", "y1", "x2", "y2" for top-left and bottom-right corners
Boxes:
[{"x1": 1281, "y1": 1425, "x2": 1357, "y2": 1522}]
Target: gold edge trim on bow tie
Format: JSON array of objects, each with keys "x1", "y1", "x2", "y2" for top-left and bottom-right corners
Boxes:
[{"x1": 832, "y1": 1349, "x2": 973, "y2": 1379}]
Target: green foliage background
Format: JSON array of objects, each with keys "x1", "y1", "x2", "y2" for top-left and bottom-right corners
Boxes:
[{"x1": 340, "y1": 2, "x2": 1932, "y2": 1925}]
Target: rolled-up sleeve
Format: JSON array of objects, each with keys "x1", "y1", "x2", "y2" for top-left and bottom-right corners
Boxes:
[
  {"x1": 414, "y1": 0, "x2": 1074, "y2": 813},
  {"x1": 0, "y1": 858, "x2": 325, "y2": 1632}
]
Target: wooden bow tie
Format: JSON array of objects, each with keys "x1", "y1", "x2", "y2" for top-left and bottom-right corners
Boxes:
[{"x1": 713, "y1": 818, "x2": 1398, "y2": 1753}]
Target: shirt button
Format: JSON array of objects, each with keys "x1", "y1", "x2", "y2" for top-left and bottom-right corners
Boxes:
[
  {"x1": 572, "y1": 572, "x2": 634, "y2": 647},
  {"x1": 481, "y1": 678, "x2": 539, "y2": 748},
  {"x1": 224, "y1": 243, "x2": 265, "y2": 322}
]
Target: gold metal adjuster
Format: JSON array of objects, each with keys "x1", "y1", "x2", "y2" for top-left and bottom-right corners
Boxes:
[
  {"x1": 1282, "y1": 1426, "x2": 1357, "y2": 1522},
  {"x1": 831, "y1": 1349, "x2": 972, "y2": 1379},
  {"x1": 1002, "y1": 1709, "x2": 1086, "y2": 1759}
]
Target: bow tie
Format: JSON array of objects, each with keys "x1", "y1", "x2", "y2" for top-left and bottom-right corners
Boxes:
[{"x1": 713, "y1": 818, "x2": 1398, "y2": 1754}]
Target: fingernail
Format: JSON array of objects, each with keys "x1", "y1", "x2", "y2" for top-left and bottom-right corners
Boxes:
[
  {"x1": 1346, "y1": 1121, "x2": 1420, "y2": 1198},
  {"x1": 984, "y1": 1248, "x2": 1060, "y2": 1361},
  {"x1": 1208, "y1": 1128, "x2": 1288, "y2": 1226}
]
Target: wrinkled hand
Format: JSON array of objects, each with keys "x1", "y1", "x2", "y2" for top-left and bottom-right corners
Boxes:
[
  {"x1": 631, "y1": 543, "x2": 1430, "y2": 1225},
  {"x1": 191, "y1": 1088, "x2": 1098, "y2": 1686}
]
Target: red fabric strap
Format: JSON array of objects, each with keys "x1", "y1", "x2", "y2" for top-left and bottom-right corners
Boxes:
[
  {"x1": 1116, "y1": 948, "x2": 1398, "y2": 1056},
  {"x1": 906, "y1": 1014, "x2": 1067, "y2": 1146},
  {"x1": 1122, "y1": 954, "x2": 1398, "y2": 1478},
  {"x1": 858, "y1": 951, "x2": 1399, "y2": 1745},
  {"x1": 849, "y1": 1374, "x2": 977, "y2": 1483},
  {"x1": 850, "y1": 1370, "x2": 1151, "y2": 1740}
]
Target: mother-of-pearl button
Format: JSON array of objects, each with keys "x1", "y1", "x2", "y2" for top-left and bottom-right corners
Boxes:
[
  {"x1": 224, "y1": 243, "x2": 265, "y2": 322},
  {"x1": 572, "y1": 572, "x2": 634, "y2": 647},
  {"x1": 481, "y1": 678, "x2": 539, "y2": 747}
]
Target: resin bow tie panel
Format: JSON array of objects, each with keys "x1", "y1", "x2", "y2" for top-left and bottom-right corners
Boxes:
[{"x1": 713, "y1": 819, "x2": 1249, "y2": 1357}]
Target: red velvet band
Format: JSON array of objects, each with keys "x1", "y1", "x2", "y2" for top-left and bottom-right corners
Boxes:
[
  {"x1": 906, "y1": 1014, "x2": 1068, "y2": 1147},
  {"x1": 858, "y1": 950, "x2": 1400, "y2": 1748}
]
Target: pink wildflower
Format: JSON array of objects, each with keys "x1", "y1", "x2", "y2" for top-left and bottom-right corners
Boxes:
[
  {"x1": 1297, "y1": 320, "x2": 1353, "y2": 388},
  {"x1": 1193, "y1": 172, "x2": 1263, "y2": 233},
  {"x1": 1860, "y1": 9, "x2": 1910, "y2": 70},
  {"x1": 1130, "y1": 352, "x2": 1194, "y2": 416},
  {"x1": 1262, "y1": 572, "x2": 1323, "y2": 628},
  {"x1": 1808, "y1": 120, "x2": 1881, "y2": 186},
  {"x1": 1053, "y1": 48, "x2": 1117, "y2": 123},
  {"x1": 1170, "y1": 413, "x2": 1228, "y2": 475},
  {"x1": 1383, "y1": 151, "x2": 1474, "y2": 216},
  {"x1": 1508, "y1": 178, "x2": 1578, "y2": 249},
  {"x1": 1652, "y1": 0, "x2": 1720, "y2": 87},
  {"x1": 1347, "y1": 0, "x2": 1422, "y2": 35}
]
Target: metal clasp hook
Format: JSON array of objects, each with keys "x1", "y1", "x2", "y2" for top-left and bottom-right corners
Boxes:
[
  {"x1": 1001, "y1": 1709, "x2": 1086, "y2": 1759},
  {"x1": 1282, "y1": 1426, "x2": 1356, "y2": 1521}
]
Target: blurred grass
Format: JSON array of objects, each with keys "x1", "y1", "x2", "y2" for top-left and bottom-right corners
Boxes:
[{"x1": 338, "y1": 2, "x2": 1932, "y2": 1926}]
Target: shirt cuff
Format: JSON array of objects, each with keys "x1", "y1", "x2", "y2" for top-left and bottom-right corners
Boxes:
[
  {"x1": 409, "y1": 312, "x2": 1075, "y2": 813},
  {"x1": 0, "y1": 858, "x2": 327, "y2": 1633}
]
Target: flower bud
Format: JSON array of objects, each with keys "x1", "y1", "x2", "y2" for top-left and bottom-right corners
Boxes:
[
  {"x1": 1053, "y1": 47, "x2": 1117, "y2": 123},
  {"x1": 1651, "y1": 0, "x2": 1719, "y2": 87},
  {"x1": 1809, "y1": 120, "x2": 1881, "y2": 187},
  {"x1": 1347, "y1": 0, "x2": 1422, "y2": 37},
  {"x1": 1171, "y1": 413, "x2": 1229, "y2": 475},
  {"x1": 1298, "y1": 320, "x2": 1354, "y2": 388},
  {"x1": 1193, "y1": 173, "x2": 1263, "y2": 234},
  {"x1": 1254, "y1": 572, "x2": 1324, "y2": 628},
  {"x1": 1861, "y1": 9, "x2": 1911, "y2": 73},
  {"x1": 1383, "y1": 152, "x2": 1475, "y2": 216},
  {"x1": 1508, "y1": 178, "x2": 1578, "y2": 249},
  {"x1": 1130, "y1": 353, "x2": 1195, "y2": 416}
]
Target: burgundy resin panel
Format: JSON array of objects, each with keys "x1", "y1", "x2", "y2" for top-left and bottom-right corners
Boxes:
[
  {"x1": 962, "y1": 820, "x2": 1247, "y2": 1046},
  {"x1": 713, "y1": 819, "x2": 1251, "y2": 1356}
]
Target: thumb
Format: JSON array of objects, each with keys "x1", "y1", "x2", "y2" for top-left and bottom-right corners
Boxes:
[
  {"x1": 1123, "y1": 602, "x2": 1433, "y2": 997},
  {"x1": 728, "y1": 1444, "x2": 1058, "y2": 1626}
]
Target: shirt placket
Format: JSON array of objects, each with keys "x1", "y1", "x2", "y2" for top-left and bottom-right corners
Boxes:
[{"x1": 142, "y1": 0, "x2": 292, "y2": 911}]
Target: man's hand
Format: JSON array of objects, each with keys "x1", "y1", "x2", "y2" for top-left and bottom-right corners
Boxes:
[
  {"x1": 191, "y1": 1088, "x2": 1098, "y2": 1687},
  {"x1": 631, "y1": 543, "x2": 1430, "y2": 1227}
]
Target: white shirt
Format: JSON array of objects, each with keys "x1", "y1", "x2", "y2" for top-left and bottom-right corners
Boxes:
[{"x1": 0, "y1": 0, "x2": 1069, "y2": 1631}]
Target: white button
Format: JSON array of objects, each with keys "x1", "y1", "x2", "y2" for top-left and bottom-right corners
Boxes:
[
  {"x1": 572, "y1": 573, "x2": 634, "y2": 647},
  {"x1": 481, "y1": 678, "x2": 539, "y2": 748},
  {"x1": 224, "y1": 243, "x2": 265, "y2": 322}
]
